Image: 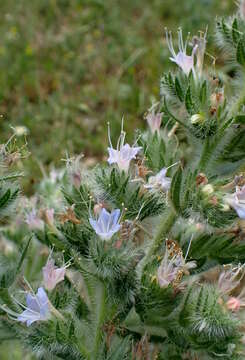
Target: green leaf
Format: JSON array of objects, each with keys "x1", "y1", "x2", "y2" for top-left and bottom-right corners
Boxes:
[
  {"x1": 0, "y1": 189, "x2": 11, "y2": 209},
  {"x1": 236, "y1": 38, "x2": 245, "y2": 66},
  {"x1": 170, "y1": 166, "x2": 182, "y2": 213},
  {"x1": 175, "y1": 77, "x2": 184, "y2": 102},
  {"x1": 234, "y1": 114, "x2": 245, "y2": 124},
  {"x1": 16, "y1": 236, "x2": 32, "y2": 272},
  {"x1": 232, "y1": 18, "x2": 240, "y2": 44},
  {"x1": 199, "y1": 80, "x2": 207, "y2": 104},
  {"x1": 185, "y1": 86, "x2": 195, "y2": 115}
]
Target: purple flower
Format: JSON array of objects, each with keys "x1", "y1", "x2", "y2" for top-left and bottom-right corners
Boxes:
[
  {"x1": 25, "y1": 209, "x2": 44, "y2": 231},
  {"x1": 43, "y1": 258, "x2": 67, "y2": 291},
  {"x1": 166, "y1": 28, "x2": 197, "y2": 76},
  {"x1": 146, "y1": 111, "x2": 162, "y2": 134},
  {"x1": 107, "y1": 121, "x2": 141, "y2": 173},
  {"x1": 17, "y1": 287, "x2": 50, "y2": 326},
  {"x1": 89, "y1": 208, "x2": 121, "y2": 241},
  {"x1": 225, "y1": 186, "x2": 245, "y2": 219},
  {"x1": 145, "y1": 168, "x2": 171, "y2": 191}
]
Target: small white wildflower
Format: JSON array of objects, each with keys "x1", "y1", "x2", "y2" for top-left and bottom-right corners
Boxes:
[
  {"x1": 165, "y1": 28, "x2": 198, "y2": 76},
  {"x1": 107, "y1": 120, "x2": 141, "y2": 173},
  {"x1": 146, "y1": 111, "x2": 162, "y2": 134},
  {"x1": 225, "y1": 186, "x2": 245, "y2": 219}
]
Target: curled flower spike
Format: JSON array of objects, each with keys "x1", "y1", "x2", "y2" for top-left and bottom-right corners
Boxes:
[
  {"x1": 146, "y1": 111, "x2": 162, "y2": 134},
  {"x1": 225, "y1": 186, "x2": 245, "y2": 219},
  {"x1": 218, "y1": 264, "x2": 245, "y2": 296},
  {"x1": 25, "y1": 209, "x2": 44, "y2": 231},
  {"x1": 107, "y1": 120, "x2": 142, "y2": 173},
  {"x1": 43, "y1": 254, "x2": 71, "y2": 291},
  {"x1": 0, "y1": 287, "x2": 51, "y2": 327},
  {"x1": 89, "y1": 208, "x2": 121, "y2": 241},
  {"x1": 165, "y1": 28, "x2": 197, "y2": 76}
]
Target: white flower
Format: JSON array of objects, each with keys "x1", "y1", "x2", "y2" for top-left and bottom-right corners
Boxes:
[
  {"x1": 145, "y1": 167, "x2": 171, "y2": 191},
  {"x1": 218, "y1": 264, "x2": 245, "y2": 296},
  {"x1": 89, "y1": 208, "x2": 121, "y2": 241},
  {"x1": 201, "y1": 184, "x2": 214, "y2": 195},
  {"x1": 25, "y1": 209, "x2": 44, "y2": 231},
  {"x1": 43, "y1": 257, "x2": 70, "y2": 291},
  {"x1": 225, "y1": 186, "x2": 245, "y2": 219},
  {"x1": 166, "y1": 28, "x2": 197, "y2": 76},
  {"x1": 17, "y1": 287, "x2": 50, "y2": 327},
  {"x1": 11, "y1": 125, "x2": 29, "y2": 137},
  {"x1": 146, "y1": 111, "x2": 162, "y2": 133},
  {"x1": 107, "y1": 120, "x2": 141, "y2": 173}
]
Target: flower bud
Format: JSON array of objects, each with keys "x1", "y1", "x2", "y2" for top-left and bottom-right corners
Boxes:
[
  {"x1": 210, "y1": 92, "x2": 224, "y2": 108},
  {"x1": 221, "y1": 203, "x2": 230, "y2": 212},
  {"x1": 93, "y1": 203, "x2": 103, "y2": 215},
  {"x1": 196, "y1": 173, "x2": 208, "y2": 186},
  {"x1": 190, "y1": 113, "x2": 204, "y2": 124},
  {"x1": 202, "y1": 184, "x2": 214, "y2": 195},
  {"x1": 226, "y1": 297, "x2": 241, "y2": 312},
  {"x1": 240, "y1": 0, "x2": 245, "y2": 19}
]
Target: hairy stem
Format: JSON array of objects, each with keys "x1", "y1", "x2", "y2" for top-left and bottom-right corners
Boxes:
[{"x1": 90, "y1": 282, "x2": 106, "y2": 359}]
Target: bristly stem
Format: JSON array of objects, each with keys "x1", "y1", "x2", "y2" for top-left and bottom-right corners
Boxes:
[{"x1": 90, "y1": 282, "x2": 106, "y2": 359}]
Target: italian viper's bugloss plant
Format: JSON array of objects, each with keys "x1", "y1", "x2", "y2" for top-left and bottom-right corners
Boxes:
[{"x1": 1, "y1": 3, "x2": 245, "y2": 360}]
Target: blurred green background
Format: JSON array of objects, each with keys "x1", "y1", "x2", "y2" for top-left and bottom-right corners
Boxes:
[
  {"x1": 0, "y1": 0, "x2": 235, "y2": 358},
  {"x1": 0, "y1": 0, "x2": 235, "y2": 192}
]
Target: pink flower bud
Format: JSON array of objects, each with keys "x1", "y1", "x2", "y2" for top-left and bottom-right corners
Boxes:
[
  {"x1": 93, "y1": 203, "x2": 103, "y2": 215},
  {"x1": 226, "y1": 297, "x2": 241, "y2": 312},
  {"x1": 43, "y1": 258, "x2": 66, "y2": 291}
]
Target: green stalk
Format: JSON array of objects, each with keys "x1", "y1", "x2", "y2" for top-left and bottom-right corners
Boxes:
[{"x1": 90, "y1": 282, "x2": 106, "y2": 359}]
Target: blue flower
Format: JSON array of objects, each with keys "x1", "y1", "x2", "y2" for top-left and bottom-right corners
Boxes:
[
  {"x1": 17, "y1": 287, "x2": 50, "y2": 326},
  {"x1": 89, "y1": 208, "x2": 121, "y2": 241}
]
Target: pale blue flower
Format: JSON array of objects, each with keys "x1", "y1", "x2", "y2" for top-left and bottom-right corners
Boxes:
[
  {"x1": 226, "y1": 186, "x2": 245, "y2": 219},
  {"x1": 145, "y1": 168, "x2": 171, "y2": 191},
  {"x1": 17, "y1": 287, "x2": 50, "y2": 326},
  {"x1": 166, "y1": 28, "x2": 197, "y2": 76},
  {"x1": 89, "y1": 208, "x2": 121, "y2": 241},
  {"x1": 107, "y1": 120, "x2": 141, "y2": 173}
]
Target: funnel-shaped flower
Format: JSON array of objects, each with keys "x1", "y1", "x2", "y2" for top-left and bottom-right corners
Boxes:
[
  {"x1": 25, "y1": 209, "x2": 44, "y2": 231},
  {"x1": 107, "y1": 120, "x2": 141, "y2": 173},
  {"x1": 43, "y1": 257, "x2": 69, "y2": 291},
  {"x1": 146, "y1": 111, "x2": 162, "y2": 134},
  {"x1": 145, "y1": 167, "x2": 171, "y2": 191},
  {"x1": 17, "y1": 287, "x2": 50, "y2": 327},
  {"x1": 225, "y1": 186, "x2": 245, "y2": 219},
  {"x1": 166, "y1": 28, "x2": 197, "y2": 76},
  {"x1": 89, "y1": 208, "x2": 121, "y2": 241}
]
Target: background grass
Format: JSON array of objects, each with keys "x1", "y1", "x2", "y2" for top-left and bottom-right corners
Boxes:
[
  {"x1": 0, "y1": 0, "x2": 235, "y2": 358},
  {"x1": 0, "y1": 0, "x2": 234, "y2": 192}
]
